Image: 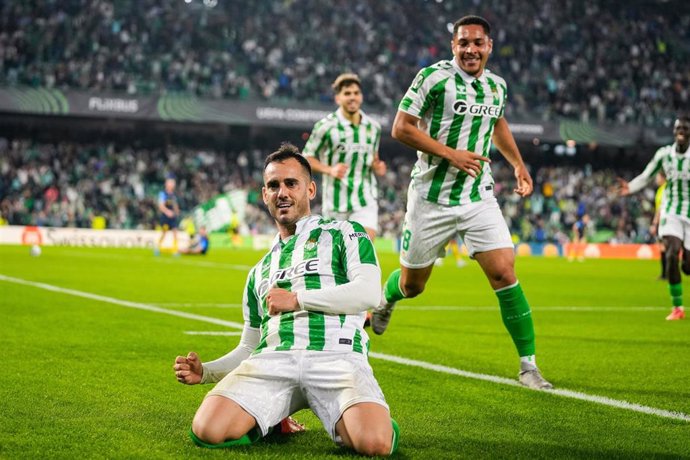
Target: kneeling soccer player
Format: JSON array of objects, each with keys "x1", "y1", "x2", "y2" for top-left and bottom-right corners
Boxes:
[{"x1": 175, "y1": 143, "x2": 399, "y2": 456}]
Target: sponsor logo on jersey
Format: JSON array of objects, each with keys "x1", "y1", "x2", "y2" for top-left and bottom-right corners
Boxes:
[
  {"x1": 452, "y1": 100, "x2": 501, "y2": 117},
  {"x1": 348, "y1": 232, "x2": 369, "y2": 240},
  {"x1": 339, "y1": 338, "x2": 353, "y2": 345},
  {"x1": 257, "y1": 258, "x2": 320, "y2": 296}
]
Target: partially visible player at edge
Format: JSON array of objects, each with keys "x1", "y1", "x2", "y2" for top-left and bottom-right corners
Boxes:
[
  {"x1": 174, "y1": 143, "x2": 398, "y2": 455},
  {"x1": 650, "y1": 172, "x2": 668, "y2": 280},
  {"x1": 156, "y1": 176, "x2": 180, "y2": 255},
  {"x1": 618, "y1": 116, "x2": 690, "y2": 320},
  {"x1": 371, "y1": 15, "x2": 552, "y2": 389},
  {"x1": 302, "y1": 73, "x2": 386, "y2": 240}
]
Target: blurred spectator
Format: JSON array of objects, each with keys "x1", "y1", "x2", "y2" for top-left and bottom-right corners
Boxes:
[{"x1": 0, "y1": 137, "x2": 657, "y2": 244}]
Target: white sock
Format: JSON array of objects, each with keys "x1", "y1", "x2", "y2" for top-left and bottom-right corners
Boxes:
[{"x1": 520, "y1": 355, "x2": 537, "y2": 371}]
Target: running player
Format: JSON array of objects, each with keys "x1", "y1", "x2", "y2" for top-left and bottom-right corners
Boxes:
[
  {"x1": 303, "y1": 73, "x2": 387, "y2": 239},
  {"x1": 371, "y1": 15, "x2": 552, "y2": 389},
  {"x1": 618, "y1": 116, "x2": 690, "y2": 320}
]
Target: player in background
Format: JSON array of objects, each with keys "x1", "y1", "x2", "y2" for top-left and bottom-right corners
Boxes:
[
  {"x1": 434, "y1": 237, "x2": 467, "y2": 268},
  {"x1": 650, "y1": 172, "x2": 667, "y2": 280},
  {"x1": 302, "y1": 73, "x2": 387, "y2": 240},
  {"x1": 618, "y1": 116, "x2": 690, "y2": 320},
  {"x1": 568, "y1": 214, "x2": 589, "y2": 262},
  {"x1": 174, "y1": 143, "x2": 398, "y2": 456},
  {"x1": 156, "y1": 176, "x2": 180, "y2": 255},
  {"x1": 179, "y1": 226, "x2": 210, "y2": 255},
  {"x1": 371, "y1": 15, "x2": 552, "y2": 389}
]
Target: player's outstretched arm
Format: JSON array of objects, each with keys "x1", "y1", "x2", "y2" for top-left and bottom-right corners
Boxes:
[
  {"x1": 616, "y1": 177, "x2": 631, "y2": 196},
  {"x1": 492, "y1": 117, "x2": 533, "y2": 197},
  {"x1": 391, "y1": 110, "x2": 488, "y2": 178}
]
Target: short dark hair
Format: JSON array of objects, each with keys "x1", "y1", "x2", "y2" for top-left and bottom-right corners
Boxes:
[
  {"x1": 676, "y1": 115, "x2": 690, "y2": 124},
  {"x1": 332, "y1": 73, "x2": 362, "y2": 94},
  {"x1": 264, "y1": 142, "x2": 312, "y2": 179},
  {"x1": 453, "y1": 15, "x2": 491, "y2": 36}
]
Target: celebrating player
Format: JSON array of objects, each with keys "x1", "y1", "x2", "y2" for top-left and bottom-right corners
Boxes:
[
  {"x1": 175, "y1": 143, "x2": 398, "y2": 456},
  {"x1": 618, "y1": 116, "x2": 690, "y2": 320},
  {"x1": 302, "y1": 73, "x2": 386, "y2": 239},
  {"x1": 371, "y1": 15, "x2": 552, "y2": 390}
]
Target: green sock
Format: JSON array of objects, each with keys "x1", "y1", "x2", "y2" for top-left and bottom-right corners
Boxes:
[
  {"x1": 188, "y1": 427, "x2": 260, "y2": 449},
  {"x1": 384, "y1": 269, "x2": 405, "y2": 303},
  {"x1": 495, "y1": 282, "x2": 536, "y2": 357},
  {"x1": 669, "y1": 282, "x2": 683, "y2": 307},
  {"x1": 390, "y1": 418, "x2": 400, "y2": 455}
]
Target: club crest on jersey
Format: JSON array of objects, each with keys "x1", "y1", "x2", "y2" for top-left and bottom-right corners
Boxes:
[
  {"x1": 452, "y1": 100, "x2": 501, "y2": 118},
  {"x1": 304, "y1": 239, "x2": 318, "y2": 251},
  {"x1": 257, "y1": 258, "x2": 320, "y2": 297}
]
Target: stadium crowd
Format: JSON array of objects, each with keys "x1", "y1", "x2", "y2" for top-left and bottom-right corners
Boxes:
[
  {"x1": 1, "y1": 0, "x2": 688, "y2": 126},
  {"x1": 0, "y1": 139, "x2": 657, "y2": 244}
]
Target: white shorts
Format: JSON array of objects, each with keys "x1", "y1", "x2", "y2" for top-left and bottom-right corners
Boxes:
[
  {"x1": 659, "y1": 214, "x2": 690, "y2": 249},
  {"x1": 324, "y1": 201, "x2": 378, "y2": 233},
  {"x1": 400, "y1": 184, "x2": 513, "y2": 268},
  {"x1": 206, "y1": 350, "x2": 388, "y2": 440}
]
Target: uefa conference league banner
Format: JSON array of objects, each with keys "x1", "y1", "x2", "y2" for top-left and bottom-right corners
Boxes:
[{"x1": 0, "y1": 87, "x2": 642, "y2": 146}]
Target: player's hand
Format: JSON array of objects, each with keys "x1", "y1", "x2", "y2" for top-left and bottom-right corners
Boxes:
[
  {"x1": 329, "y1": 163, "x2": 349, "y2": 179},
  {"x1": 649, "y1": 224, "x2": 657, "y2": 238},
  {"x1": 513, "y1": 164, "x2": 533, "y2": 197},
  {"x1": 173, "y1": 352, "x2": 203, "y2": 385},
  {"x1": 165, "y1": 210, "x2": 174, "y2": 218},
  {"x1": 615, "y1": 178, "x2": 630, "y2": 196},
  {"x1": 372, "y1": 159, "x2": 387, "y2": 176},
  {"x1": 266, "y1": 288, "x2": 300, "y2": 315},
  {"x1": 446, "y1": 149, "x2": 490, "y2": 178}
]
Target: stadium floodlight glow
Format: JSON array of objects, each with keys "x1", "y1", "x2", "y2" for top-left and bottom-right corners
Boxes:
[
  {"x1": 184, "y1": 0, "x2": 192, "y2": 3},
  {"x1": 203, "y1": 0, "x2": 218, "y2": 7}
]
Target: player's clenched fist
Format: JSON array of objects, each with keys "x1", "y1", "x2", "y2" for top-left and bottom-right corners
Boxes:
[
  {"x1": 266, "y1": 288, "x2": 300, "y2": 315},
  {"x1": 173, "y1": 352, "x2": 203, "y2": 385}
]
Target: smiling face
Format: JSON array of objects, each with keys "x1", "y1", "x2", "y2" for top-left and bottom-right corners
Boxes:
[
  {"x1": 452, "y1": 24, "x2": 493, "y2": 77},
  {"x1": 674, "y1": 118, "x2": 690, "y2": 151},
  {"x1": 262, "y1": 158, "x2": 316, "y2": 236},
  {"x1": 335, "y1": 83, "x2": 363, "y2": 116}
]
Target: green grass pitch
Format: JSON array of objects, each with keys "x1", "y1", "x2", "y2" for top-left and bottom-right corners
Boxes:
[{"x1": 1, "y1": 245, "x2": 689, "y2": 459}]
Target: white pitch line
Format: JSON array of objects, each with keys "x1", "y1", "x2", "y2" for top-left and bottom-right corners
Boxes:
[
  {"x1": 396, "y1": 306, "x2": 667, "y2": 312},
  {"x1": 2, "y1": 273, "x2": 688, "y2": 423},
  {"x1": 369, "y1": 352, "x2": 690, "y2": 422},
  {"x1": 0, "y1": 274, "x2": 244, "y2": 330},
  {"x1": 184, "y1": 331, "x2": 242, "y2": 336},
  {"x1": 153, "y1": 303, "x2": 242, "y2": 308},
  {"x1": 60, "y1": 250, "x2": 252, "y2": 271}
]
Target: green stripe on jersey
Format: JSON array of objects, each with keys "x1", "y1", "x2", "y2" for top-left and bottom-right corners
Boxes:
[
  {"x1": 304, "y1": 228, "x2": 325, "y2": 351},
  {"x1": 255, "y1": 252, "x2": 273, "y2": 353},
  {"x1": 275, "y1": 237, "x2": 297, "y2": 351},
  {"x1": 246, "y1": 269, "x2": 261, "y2": 327},
  {"x1": 468, "y1": 81, "x2": 486, "y2": 202},
  {"x1": 346, "y1": 152, "x2": 358, "y2": 212},
  {"x1": 351, "y1": 221, "x2": 377, "y2": 264}
]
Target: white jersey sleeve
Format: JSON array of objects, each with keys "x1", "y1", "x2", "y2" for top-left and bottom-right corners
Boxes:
[{"x1": 628, "y1": 147, "x2": 665, "y2": 194}]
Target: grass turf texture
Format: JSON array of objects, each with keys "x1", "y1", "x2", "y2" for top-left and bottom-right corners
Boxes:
[{"x1": 1, "y1": 245, "x2": 689, "y2": 459}]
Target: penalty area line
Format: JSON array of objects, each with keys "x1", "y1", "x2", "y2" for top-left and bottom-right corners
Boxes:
[{"x1": 2, "y1": 273, "x2": 688, "y2": 423}]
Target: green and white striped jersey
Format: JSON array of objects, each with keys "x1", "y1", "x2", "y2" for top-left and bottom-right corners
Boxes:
[
  {"x1": 399, "y1": 59, "x2": 507, "y2": 206},
  {"x1": 241, "y1": 215, "x2": 378, "y2": 354},
  {"x1": 628, "y1": 143, "x2": 690, "y2": 220},
  {"x1": 303, "y1": 109, "x2": 382, "y2": 213}
]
